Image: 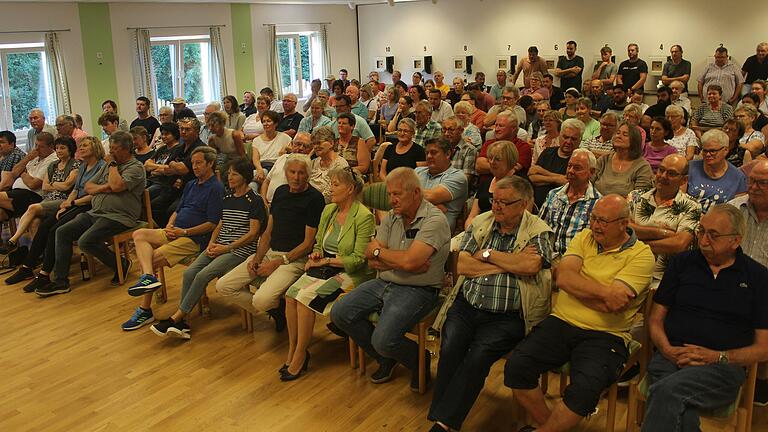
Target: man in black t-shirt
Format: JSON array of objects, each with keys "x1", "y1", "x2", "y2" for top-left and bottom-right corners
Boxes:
[
  {"x1": 742, "y1": 42, "x2": 768, "y2": 88},
  {"x1": 617, "y1": 44, "x2": 648, "y2": 95},
  {"x1": 171, "y1": 97, "x2": 197, "y2": 122},
  {"x1": 529, "y1": 118, "x2": 580, "y2": 208},
  {"x1": 643, "y1": 204, "x2": 768, "y2": 431},
  {"x1": 130, "y1": 97, "x2": 161, "y2": 139},
  {"x1": 216, "y1": 153, "x2": 324, "y2": 331},
  {"x1": 555, "y1": 41, "x2": 584, "y2": 93},
  {"x1": 276, "y1": 93, "x2": 303, "y2": 138},
  {"x1": 543, "y1": 73, "x2": 565, "y2": 110}
]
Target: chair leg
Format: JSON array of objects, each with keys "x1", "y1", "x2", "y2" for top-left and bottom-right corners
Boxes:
[
  {"x1": 541, "y1": 371, "x2": 549, "y2": 395},
  {"x1": 113, "y1": 239, "x2": 124, "y2": 285},
  {"x1": 626, "y1": 383, "x2": 640, "y2": 432},
  {"x1": 605, "y1": 383, "x2": 618, "y2": 432},
  {"x1": 348, "y1": 338, "x2": 358, "y2": 369},
  {"x1": 358, "y1": 347, "x2": 366, "y2": 376},
  {"x1": 418, "y1": 321, "x2": 427, "y2": 394},
  {"x1": 246, "y1": 311, "x2": 253, "y2": 332},
  {"x1": 240, "y1": 309, "x2": 247, "y2": 330},
  {"x1": 199, "y1": 291, "x2": 211, "y2": 319},
  {"x1": 155, "y1": 267, "x2": 167, "y2": 304},
  {"x1": 86, "y1": 254, "x2": 96, "y2": 277},
  {"x1": 559, "y1": 371, "x2": 568, "y2": 397}
]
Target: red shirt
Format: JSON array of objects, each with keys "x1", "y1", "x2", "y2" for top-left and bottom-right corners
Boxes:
[
  {"x1": 480, "y1": 137, "x2": 532, "y2": 174},
  {"x1": 476, "y1": 92, "x2": 496, "y2": 112}
]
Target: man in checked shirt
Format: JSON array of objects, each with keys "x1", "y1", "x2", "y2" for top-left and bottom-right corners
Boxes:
[{"x1": 427, "y1": 176, "x2": 554, "y2": 432}]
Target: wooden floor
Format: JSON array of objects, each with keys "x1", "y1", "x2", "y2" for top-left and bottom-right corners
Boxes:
[{"x1": 2, "y1": 262, "x2": 767, "y2": 432}]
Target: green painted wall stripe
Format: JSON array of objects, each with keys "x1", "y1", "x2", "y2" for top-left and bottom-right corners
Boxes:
[
  {"x1": 78, "y1": 3, "x2": 118, "y2": 134},
  {"x1": 230, "y1": 3, "x2": 256, "y2": 96}
]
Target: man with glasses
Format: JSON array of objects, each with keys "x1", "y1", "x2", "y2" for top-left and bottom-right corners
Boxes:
[
  {"x1": 484, "y1": 86, "x2": 526, "y2": 130},
  {"x1": 728, "y1": 159, "x2": 768, "y2": 406},
  {"x1": 697, "y1": 47, "x2": 744, "y2": 106},
  {"x1": 413, "y1": 100, "x2": 442, "y2": 148},
  {"x1": 507, "y1": 194, "x2": 654, "y2": 432},
  {"x1": 642, "y1": 204, "x2": 768, "y2": 430},
  {"x1": 427, "y1": 176, "x2": 552, "y2": 432},
  {"x1": 276, "y1": 93, "x2": 303, "y2": 138},
  {"x1": 687, "y1": 129, "x2": 747, "y2": 212}
]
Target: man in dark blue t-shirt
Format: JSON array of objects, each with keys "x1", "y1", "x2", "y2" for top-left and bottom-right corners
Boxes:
[
  {"x1": 642, "y1": 204, "x2": 768, "y2": 431},
  {"x1": 122, "y1": 146, "x2": 224, "y2": 331}
]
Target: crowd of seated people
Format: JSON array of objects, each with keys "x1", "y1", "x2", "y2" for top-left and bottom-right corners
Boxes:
[{"x1": 2, "y1": 40, "x2": 768, "y2": 431}]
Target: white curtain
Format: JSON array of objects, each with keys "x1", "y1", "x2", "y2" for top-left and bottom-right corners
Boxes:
[
  {"x1": 209, "y1": 26, "x2": 227, "y2": 100},
  {"x1": 318, "y1": 24, "x2": 332, "y2": 82},
  {"x1": 266, "y1": 24, "x2": 282, "y2": 100},
  {"x1": 44, "y1": 32, "x2": 71, "y2": 116},
  {"x1": 131, "y1": 28, "x2": 158, "y2": 115}
]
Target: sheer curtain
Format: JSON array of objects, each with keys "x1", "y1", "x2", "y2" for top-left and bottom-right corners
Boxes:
[
  {"x1": 318, "y1": 24, "x2": 332, "y2": 81},
  {"x1": 131, "y1": 28, "x2": 158, "y2": 115},
  {"x1": 266, "y1": 24, "x2": 282, "y2": 100},
  {"x1": 209, "y1": 26, "x2": 227, "y2": 100},
  {"x1": 44, "y1": 32, "x2": 71, "y2": 116}
]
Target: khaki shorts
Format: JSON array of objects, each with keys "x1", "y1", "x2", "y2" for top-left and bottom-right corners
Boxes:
[{"x1": 156, "y1": 230, "x2": 200, "y2": 266}]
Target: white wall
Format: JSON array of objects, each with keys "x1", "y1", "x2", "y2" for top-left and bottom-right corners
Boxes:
[
  {"x1": 0, "y1": 2, "x2": 90, "y2": 128},
  {"x1": 109, "y1": 2, "x2": 237, "y2": 121},
  {"x1": 249, "y1": 3, "x2": 359, "y2": 86},
  {"x1": 358, "y1": 0, "x2": 761, "y2": 95}
]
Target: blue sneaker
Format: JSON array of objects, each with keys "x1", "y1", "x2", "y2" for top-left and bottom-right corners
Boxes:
[
  {"x1": 127, "y1": 274, "x2": 162, "y2": 297},
  {"x1": 121, "y1": 307, "x2": 155, "y2": 331}
]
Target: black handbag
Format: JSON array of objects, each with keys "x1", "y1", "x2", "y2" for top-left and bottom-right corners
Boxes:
[{"x1": 306, "y1": 265, "x2": 343, "y2": 280}]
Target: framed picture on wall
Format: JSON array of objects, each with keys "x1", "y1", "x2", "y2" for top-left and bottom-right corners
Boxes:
[
  {"x1": 497, "y1": 58, "x2": 508, "y2": 70},
  {"x1": 375, "y1": 57, "x2": 385, "y2": 72},
  {"x1": 648, "y1": 56, "x2": 665, "y2": 76},
  {"x1": 543, "y1": 55, "x2": 557, "y2": 70},
  {"x1": 413, "y1": 58, "x2": 423, "y2": 70},
  {"x1": 453, "y1": 57, "x2": 464, "y2": 72}
]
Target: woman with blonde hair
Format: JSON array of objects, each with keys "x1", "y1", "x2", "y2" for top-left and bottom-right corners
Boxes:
[
  {"x1": 465, "y1": 140, "x2": 519, "y2": 229},
  {"x1": 532, "y1": 110, "x2": 562, "y2": 163}
]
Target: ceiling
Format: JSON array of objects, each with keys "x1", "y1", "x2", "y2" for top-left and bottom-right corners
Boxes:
[{"x1": 18, "y1": 0, "x2": 420, "y2": 4}]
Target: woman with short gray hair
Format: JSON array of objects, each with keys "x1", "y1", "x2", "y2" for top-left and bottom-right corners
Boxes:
[
  {"x1": 309, "y1": 126, "x2": 349, "y2": 203},
  {"x1": 379, "y1": 117, "x2": 426, "y2": 180},
  {"x1": 686, "y1": 129, "x2": 747, "y2": 211}
]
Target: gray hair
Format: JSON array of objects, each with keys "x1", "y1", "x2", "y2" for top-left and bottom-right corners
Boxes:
[
  {"x1": 415, "y1": 100, "x2": 432, "y2": 112},
  {"x1": 561, "y1": 118, "x2": 585, "y2": 138},
  {"x1": 665, "y1": 104, "x2": 685, "y2": 118},
  {"x1": 708, "y1": 204, "x2": 746, "y2": 237},
  {"x1": 442, "y1": 115, "x2": 464, "y2": 128},
  {"x1": 329, "y1": 166, "x2": 364, "y2": 195},
  {"x1": 701, "y1": 129, "x2": 729, "y2": 149},
  {"x1": 56, "y1": 114, "x2": 76, "y2": 129},
  {"x1": 29, "y1": 108, "x2": 45, "y2": 118},
  {"x1": 502, "y1": 86, "x2": 520, "y2": 98},
  {"x1": 109, "y1": 130, "x2": 134, "y2": 152},
  {"x1": 207, "y1": 101, "x2": 222, "y2": 111},
  {"x1": 496, "y1": 110, "x2": 519, "y2": 128},
  {"x1": 571, "y1": 148, "x2": 597, "y2": 169},
  {"x1": 386, "y1": 166, "x2": 422, "y2": 192},
  {"x1": 192, "y1": 145, "x2": 218, "y2": 163},
  {"x1": 623, "y1": 103, "x2": 643, "y2": 117},
  {"x1": 311, "y1": 125, "x2": 336, "y2": 147},
  {"x1": 284, "y1": 153, "x2": 311, "y2": 175},
  {"x1": 600, "y1": 111, "x2": 619, "y2": 123},
  {"x1": 178, "y1": 116, "x2": 201, "y2": 132},
  {"x1": 318, "y1": 89, "x2": 331, "y2": 97},
  {"x1": 453, "y1": 101, "x2": 474, "y2": 116},
  {"x1": 293, "y1": 131, "x2": 311, "y2": 145},
  {"x1": 159, "y1": 106, "x2": 173, "y2": 115},
  {"x1": 398, "y1": 117, "x2": 417, "y2": 133},
  {"x1": 495, "y1": 175, "x2": 533, "y2": 202},
  {"x1": 735, "y1": 104, "x2": 758, "y2": 120}
]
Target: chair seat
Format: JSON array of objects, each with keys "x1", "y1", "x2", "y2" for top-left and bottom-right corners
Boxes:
[{"x1": 637, "y1": 370, "x2": 741, "y2": 418}]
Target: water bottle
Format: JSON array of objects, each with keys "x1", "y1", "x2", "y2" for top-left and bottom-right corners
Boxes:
[{"x1": 80, "y1": 254, "x2": 91, "y2": 281}]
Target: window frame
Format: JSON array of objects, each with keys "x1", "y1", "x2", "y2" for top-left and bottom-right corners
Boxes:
[
  {"x1": 275, "y1": 31, "x2": 323, "y2": 100},
  {"x1": 149, "y1": 35, "x2": 212, "y2": 115}
]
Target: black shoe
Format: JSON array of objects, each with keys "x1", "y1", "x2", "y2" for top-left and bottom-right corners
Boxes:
[
  {"x1": 0, "y1": 240, "x2": 18, "y2": 255},
  {"x1": 111, "y1": 258, "x2": 133, "y2": 286},
  {"x1": 617, "y1": 363, "x2": 640, "y2": 387},
  {"x1": 754, "y1": 379, "x2": 768, "y2": 407},
  {"x1": 23, "y1": 274, "x2": 50, "y2": 293},
  {"x1": 279, "y1": 364, "x2": 289, "y2": 374},
  {"x1": 411, "y1": 350, "x2": 432, "y2": 392},
  {"x1": 429, "y1": 424, "x2": 449, "y2": 432},
  {"x1": 518, "y1": 426, "x2": 537, "y2": 432},
  {"x1": 5, "y1": 266, "x2": 33, "y2": 285},
  {"x1": 326, "y1": 321, "x2": 348, "y2": 338},
  {"x1": 35, "y1": 280, "x2": 70, "y2": 297},
  {"x1": 370, "y1": 359, "x2": 397, "y2": 384},
  {"x1": 280, "y1": 351, "x2": 310, "y2": 381},
  {"x1": 267, "y1": 297, "x2": 286, "y2": 332}
]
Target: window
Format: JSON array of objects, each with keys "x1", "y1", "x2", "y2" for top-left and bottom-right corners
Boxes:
[
  {"x1": 0, "y1": 42, "x2": 56, "y2": 150},
  {"x1": 150, "y1": 35, "x2": 214, "y2": 115},
  {"x1": 276, "y1": 32, "x2": 324, "y2": 99}
]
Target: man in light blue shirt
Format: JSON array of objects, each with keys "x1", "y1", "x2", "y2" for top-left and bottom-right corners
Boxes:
[
  {"x1": 415, "y1": 137, "x2": 468, "y2": 231},
  {"x1": 332, "y1": 95, "x2": 375, "y2": 153}
]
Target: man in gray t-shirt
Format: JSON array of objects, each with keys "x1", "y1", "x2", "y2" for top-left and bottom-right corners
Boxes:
[
  {"x1": 38, "y1": 131, "x2": 146, "y2": 296},
  {"x1": 331, "y1": 167, "x2": 450, "y2": 389}
]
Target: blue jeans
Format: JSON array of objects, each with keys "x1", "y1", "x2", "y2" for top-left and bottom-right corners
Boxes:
[
  {"x1": 641, "y1": 352, "x2": 746, "y2": 432},
  {"x1": 179, "y1": 251, "x2": 245, "y2": 314},
  {"x1": 428, "y1": 294, "x2": 525, "y2": 430},
  {"x1": 54, "y1": 212, "x2": 130, "y2": 284},
  {"x1": 330, "y1": 278, "x2": 439, "y2": 371}
]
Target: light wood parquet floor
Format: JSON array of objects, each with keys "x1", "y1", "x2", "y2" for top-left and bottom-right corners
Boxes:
[{"x1": 1, "y1": 262, "x2": 766, "y2": 432}]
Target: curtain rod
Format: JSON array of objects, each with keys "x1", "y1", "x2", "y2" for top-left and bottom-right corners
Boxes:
[
  {"x1": 0, "y1": 29, "x2": 71, "y2": 34},
  {"x1": 262, "y1": 22, "x2": 331, "y2": 26},
  {"x1": 126, "y1": 24, "x2": 225, "y2": 30}
]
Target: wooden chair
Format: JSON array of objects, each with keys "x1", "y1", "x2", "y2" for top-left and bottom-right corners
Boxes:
[
  {"x1": 155, "y1": 253, "x2": 210, "y2": 318},
  {"x1": 110, "y1": 189, "x2": 153, "y2": 285},
  {"x1": 626, "y1": 307, "x2": 758, "y2": 431}
]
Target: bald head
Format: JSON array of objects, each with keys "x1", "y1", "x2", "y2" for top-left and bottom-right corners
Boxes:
[{"x1": 596, "y1": 194, "x2": 630, "y2": 219}]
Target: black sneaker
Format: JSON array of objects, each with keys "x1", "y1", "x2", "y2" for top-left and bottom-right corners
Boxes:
[
  {"x1": 411, "y1": 350, "x2": 432, "y2": 392},
  {"x1": 617, "y1": 363, "x2": 640, "y2": 387},
  {"x1": 267, "y1": 297, "x2": 286, "y2": 332},
  {"x1": 35, "y1": 281, "x2": 70, "y2": 297},
  {"x1": 22, "y1": 274, "x2": 51, "y2": 293},
  {"x1": 369, "y1": 359, "x2": 397, "y2": 384},
  {"x1": 5, "y1": 266, "x2": 33, "y2": 285},
  {"x1": 166, "y1": 319, "x2": 191, "y2": 339},
  {"x1": 518, "y1": 426, "x2": 537, "y2": 432},
  {"x1": 0, "y1": 240, "x2": 18, "y2": 255},
  {"x1": 754, "y1": 378, "x2": 768, "y2": 407},
  {"x1": 111, "y1": 258, "x2": 132, "y2": 286}
]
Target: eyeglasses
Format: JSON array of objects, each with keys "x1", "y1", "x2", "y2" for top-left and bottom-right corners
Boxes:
[
  {"x1": 748, "y1": 178, "x2": 768, "y2": 188},
  {"x1": 396, "y1": 128, "x2": 413, "y2": 134},
  {"x1": 700, "y1": 147, "x2": 726, "y2": 155},
  {"x1": 695, "y1": 227, "x2": 738, "y2": 240},
  {"x1": 589, "y1": 214, "x2": 626, "y2": 225},
  {"x1": 490, "y1": 198, "x2": 521, "y2": 209},
  {"x1": 656, "y1": 166, "x2": 683, "y2": 178}
]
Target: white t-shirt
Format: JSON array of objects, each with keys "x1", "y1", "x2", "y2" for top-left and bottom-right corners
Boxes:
[
  {"x1": 101, "y1": 138, "x2": 111, "y2": 155},
  {"x1": 242, "y1": 113, "x2": 264, "y2": 139},
  {"x1": 252, "y1": 132, "x2": 291, "y2": 163},
  {"x1": 265, "y1": 154, "x2": 289, "y2": 202},
  {"x1": 13, "y1": 152, "x2": 58, "y2": 194}
]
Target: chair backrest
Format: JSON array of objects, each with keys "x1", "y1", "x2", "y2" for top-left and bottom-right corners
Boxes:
[
  {"x1": 141, "y1": 189, "x2": 154, "y2": 229},
  {"x1": 362, "y1": 182, "x2": 391, "y2": 211}
]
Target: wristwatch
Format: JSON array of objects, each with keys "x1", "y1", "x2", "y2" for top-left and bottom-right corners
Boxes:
[
  {"x1": 481, "y1": 249, "x2": 492, "y2": 262},
  {"x1": 718, "y1": 351, "x2": 729, "y2": 365},
  {"x1": 281, "y1": 254, "x2": 290, "y2": 265},
  {"x1": 373, "y1": 248, "x2": 381, "y2": 258},
  {"x1": 108, "y1": 161, "x2": 117, "y2": 167}
]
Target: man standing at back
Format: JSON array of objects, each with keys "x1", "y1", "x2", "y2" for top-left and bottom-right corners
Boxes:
[
  {"x1": 512, "y1": 46, "x2": 550, "y2": 88},
  {"x1": 131, "y1": 96, "x2": 161, "y2": 140},
  {"x1": 555, "y1": 41, "x2": 584, "y2": 93},
  {"x1": 661, "y1": 45, "x2": 692, "y2": 96},
  {"x1": 617, "y1": 43, "x2": 648, "y2": 96}
]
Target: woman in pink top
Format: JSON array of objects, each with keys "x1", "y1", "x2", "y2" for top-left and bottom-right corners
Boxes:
[{"x1": 642, "y1": 117, "x2": 677, "y2": 172}]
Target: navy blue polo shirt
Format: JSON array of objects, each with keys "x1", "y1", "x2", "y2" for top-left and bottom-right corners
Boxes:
[
  {"x1": 654, "y1": 248, "x2": 768, "y2": 351},
  {"x1": 173, "y1": 175, "x2": 225, "y2": 249}
]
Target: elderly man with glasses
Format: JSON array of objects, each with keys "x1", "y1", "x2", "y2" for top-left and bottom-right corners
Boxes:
[{"x1": 687, "y1": 129, "x2": 747, "y2": 212}]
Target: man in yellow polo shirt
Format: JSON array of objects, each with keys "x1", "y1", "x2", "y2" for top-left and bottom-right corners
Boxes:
[{"x1": 505, "y1": 194, "x2": 654, "y2": 432}]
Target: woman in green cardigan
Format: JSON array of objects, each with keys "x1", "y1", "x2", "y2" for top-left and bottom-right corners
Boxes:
[{"x1": 281, "y1": 167, "x2": 375, "y2": 380}]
